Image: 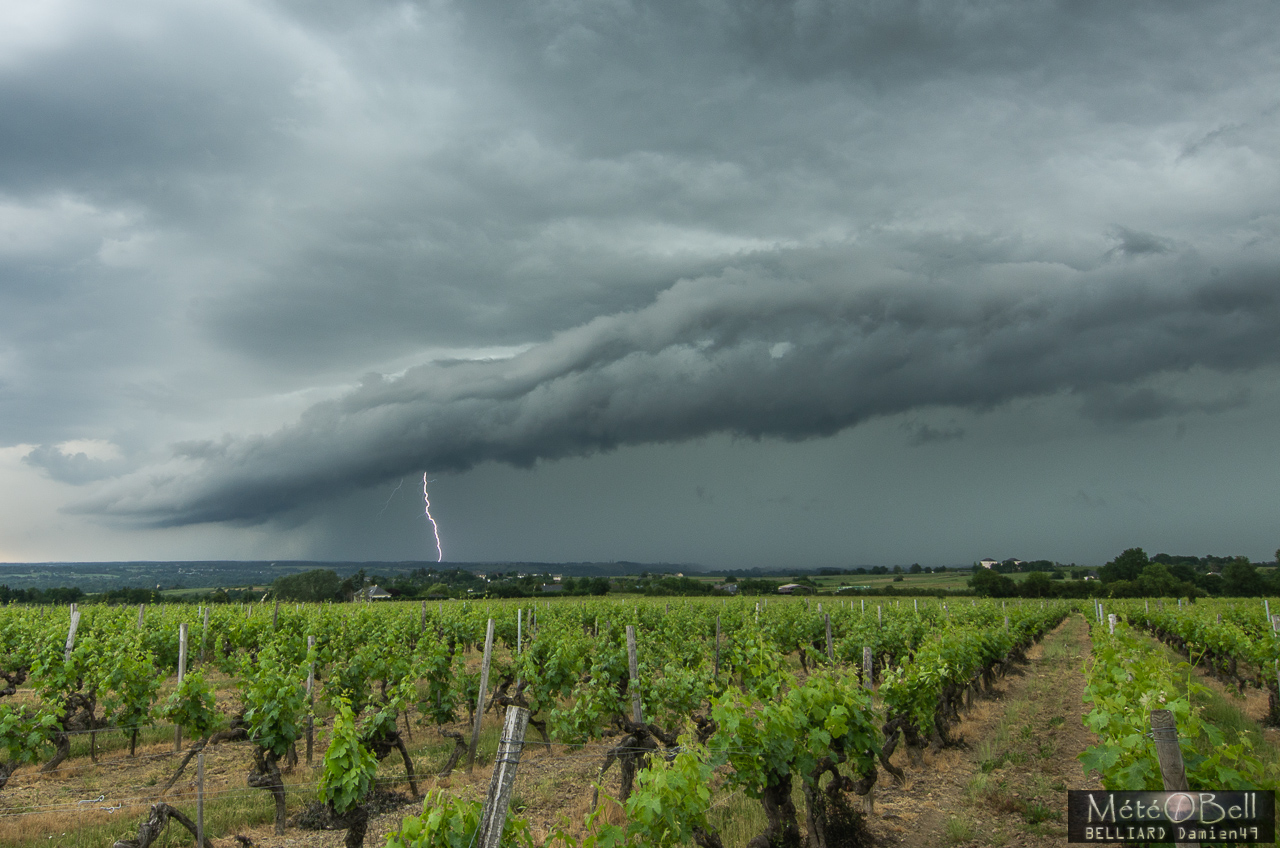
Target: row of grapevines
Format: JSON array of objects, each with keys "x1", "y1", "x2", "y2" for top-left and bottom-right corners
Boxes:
[{"x1": 1079, "y1": 616, "x2": 1273, "y2": 790}]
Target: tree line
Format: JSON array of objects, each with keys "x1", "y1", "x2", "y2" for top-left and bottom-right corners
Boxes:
[{"x1": 968, "y1": 548, "x2": 1280, "y2": 599}]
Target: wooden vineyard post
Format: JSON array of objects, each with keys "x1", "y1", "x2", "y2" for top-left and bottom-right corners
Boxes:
[
  {"x1": 477, "y1": 707, "x2": 531, "y2": 848},
  {"x1": 825, "y1": 613, "x2": 834, "y2": 663},
  {"x1": 877, "y1": 605, "x2": 882, "y2": 628},
  {"x1": 517, "y1": 609, "x2": 522, "y2": 656},
  {"x1": 421, "y1": 600, "x2": 427, "y2": 630},
  {"x1": 305, "y1": 635, "x2": 316, "y2": 765},
  {"x1": 468, "y1": 618, "x2": 496, "y2": 772},
  {"x1": 272, "y1": 600, "x2": 280, "y2": 630},
  {"x1": 64, "y1": 604, "x2": 80, "y2": 662},
  {"x1": 862, "y1": 647, "x2": 873, "y2": 690},
  {"x1": 626, "y1": 625, "x2": 644, "y2": 724},
  {"x1": 138, "y1": 603, "x2": 145, "y2": 630},
  {"x1": 175, "y1": 622, "x2": 188, "y2": 751},
  {"x1": 1149, "y1": 710, "x2": 1199, "y2": 848},
  {"x1": 196, "y1": 750, "x2": 205, "y2": 848},
  {"x1": 1107, "y1": 614, "x2": 1116, "y2": 635}
]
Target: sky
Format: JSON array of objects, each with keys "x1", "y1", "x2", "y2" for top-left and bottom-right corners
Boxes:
[{"x1": 2, "y1": 0, "x2": 1279, "y2": 570}]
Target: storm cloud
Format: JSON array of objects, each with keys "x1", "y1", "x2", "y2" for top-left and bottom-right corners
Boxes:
[
  {"x1": 4, "y1": 0, "x2": 1280, "y2": 564},
  {"x1": 75, "y1": 243, "x2": 1280, "y2": 526}
]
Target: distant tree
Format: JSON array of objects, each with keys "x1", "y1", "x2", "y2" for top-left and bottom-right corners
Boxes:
[
  {"x1": 339, "y1": 569, "x2": 368, "y2": 602},
  {"x1": 1222, "y1": 560, "x2": 1264, "y2": 597},
  {"x1": 1196, "y1": 572, "x2": 1224, "y2": 596},
  {"x1": 737, "y1": 579, "x2": 782, "y2": 595},
  {"x1": 909, "y1": 563, "x2": 922, "y2": 574},
  {"x1": 44, "y1": 587, "x2": 85, "y2": 604},
  {"x1": 271, "y1": 569, "x2": 343, "y2": 603},
  {"x1": 1135, "y1": 563, "x2": 1187, "y2": 597},
  {"x1": 1022, "y1": 572, "x2": 1053, "y2": 598},
  {"x1": 969, "y1": 568, "x2": 1016, "y2": 598},
  {"x1": 588, "y1": 577, "x2": 610, "y2": 596},
  {"x1": 1100, "y1": 548, "x2": 1149, "y2": 583}
]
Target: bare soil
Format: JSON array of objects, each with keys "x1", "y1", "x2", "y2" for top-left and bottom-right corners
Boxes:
[{"x1": 865, "y1": 614, "x2": 1103, "y2": 848}]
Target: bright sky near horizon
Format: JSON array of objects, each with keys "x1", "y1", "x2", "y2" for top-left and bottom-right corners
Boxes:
[{"x1": 3, "y1": 1, "x2": 1280, "y2": 568}]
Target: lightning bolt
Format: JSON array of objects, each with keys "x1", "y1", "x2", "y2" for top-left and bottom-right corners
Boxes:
[
  {"x1": 423, "y1": 472, "x2": 443, "y2": 563},
  {"x1": 375, "y1": 477, "x2": 405, "y2": 517}
]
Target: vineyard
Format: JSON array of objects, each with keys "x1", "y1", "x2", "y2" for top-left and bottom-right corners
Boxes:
[{"x1": 0, "y1": 596, "x2": 1276, "y2": 848}]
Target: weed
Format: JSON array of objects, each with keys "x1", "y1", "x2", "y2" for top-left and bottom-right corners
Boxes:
[
  {"x1": 965, "y1": 773, "x2": 991, "y2": 804},
  {"x1": 945, "y1": 816, "x2": 973, "y2": 843},
  {"x1": 1023, "y1": 801, "x2": 1059, "y2": 824}
]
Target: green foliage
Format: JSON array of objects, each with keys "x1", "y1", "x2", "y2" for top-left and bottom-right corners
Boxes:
[
  {"x1": 0, "y1": 703, "x2": 58, "y2": 766},
  {"x1": 319, "y1": 698, "x2": 377, "y2": 816},
  {"x1": 548, "y1": 744, "x2": 717, "y2": 848},
  {"x1": 384, "y1": 789, "x2": 534, "y2": 848},
  {"x1": 1100, "y1": 548, "x2": 1149, "y2": 583},
  {"x1": 1079, "y1": 620, "x2": 1273, "y2": 790},
  {"x1": 101, "y1": 639, "x2": 162, "y2": 736},
  {"x1": 160, "y1": 669, "x2": 222, "y2": 738},
  {"x1": 241, "y1": 647, "x2": 307, "y2": 758},
  {"x1": 968, "y1": 567, "x2": 1016, "y2": 597},
  {"x1": 271, "y1": 569, "x2": 343, "y2": 603},
  {"x1": 710, "y1": 670, "x2": 879, "y2": 800}
]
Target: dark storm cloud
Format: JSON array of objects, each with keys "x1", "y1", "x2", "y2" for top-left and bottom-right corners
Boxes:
[
  {"x1": 73, "y1": 245, "x2": 1280, "y2": 526},
  {"x1": 1107, "y1": 227, "x2": 1173, "y2": 258},
  {"x1": 3, "y1": 0, "x2": 1279, "y2": 561},
  {"x1": 901, "y1": 419, "x2": 966, "y2": 447}
]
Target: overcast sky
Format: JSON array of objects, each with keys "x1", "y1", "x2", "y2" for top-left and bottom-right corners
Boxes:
[{"x1": 2, "y1": 0, "x2": 1279, "y2": 569}]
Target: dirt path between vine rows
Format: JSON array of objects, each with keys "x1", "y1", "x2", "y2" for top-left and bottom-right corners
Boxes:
[{"x1": 865, "y1": 613, "x2": 1103, "y2": 848}]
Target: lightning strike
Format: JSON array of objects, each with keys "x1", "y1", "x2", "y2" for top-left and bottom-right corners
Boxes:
[
  {"x1": 375, "y1": 477, "x2": 405, "y2": 517},
  {"x1": 423, "y1": 473, "x2": 443, "y2": 562}
]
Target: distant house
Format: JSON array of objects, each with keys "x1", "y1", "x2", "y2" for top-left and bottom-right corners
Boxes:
[
  {"x1": 715, "y1": 582, "x2": 739, "y2": 594},
  {"x1": 777, "y1": 583, "x2": 805, "y2": 595},
  {"x1": 360, "y1": 585, "x2": 393, "y2": 601},
  {"x1": 979, "y1": 559, "x2": 999, "y2": 570}
]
